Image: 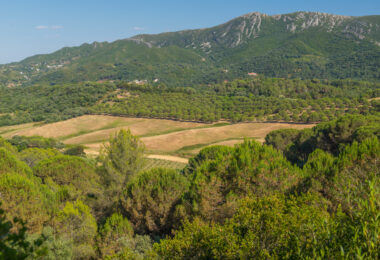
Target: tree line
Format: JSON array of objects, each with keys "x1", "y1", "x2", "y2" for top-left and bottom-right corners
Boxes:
[
  {"x1": 0, "y1": 77, "x2": 379, "y2": 127},
  {"x1": 93, "y1": 78, "x2": 379, "y2": 123}
]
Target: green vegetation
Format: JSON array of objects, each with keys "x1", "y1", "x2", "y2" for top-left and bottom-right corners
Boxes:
[
  {"x1": 33, "y1": 155, "x2": 103, "y2": 206},
  {"x1": 53, "y1": 200, "x2": 98, "y2": 259},
  {"x1": 0, "y1": 82, "x2": 113, "y2": 126},
  {"x1": 1, "y1": 12, "x2": 379, "y2": 87},
  {"x1": 0, "y1": 114, "x2": 379, "y2": 259},
  {"x1": 0, "y1": 77, "x2": 378, "y2": 127},
  {"x1": 0, "y1": 10, "x2": 379, "y2": 259},
  {"x1": 93, "y1": 78, "x2": 379, "y2": 123},
  {"x1": 98, "y1": 129, "x2": 145, "y2": 199},
  {"x1": 120, "y1": 168, "x2": 189, "y2": 235},
  {"x1": 8, "y1": 135, "x2": 64, "y2": 151},
  {"x1": 265, "y1": 114, "x2": 380, "y2": 165},
  {"x1": 0, "y1": 205, "x2": 46, "y2": 259}
]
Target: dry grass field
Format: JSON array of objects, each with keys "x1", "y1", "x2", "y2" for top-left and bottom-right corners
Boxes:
[
  {"x1": 0, "y1": 122, "x2": 38, "y2": 135},
  {"x1": 0, "y1": 115, "x2": 315, "y2": 163}
]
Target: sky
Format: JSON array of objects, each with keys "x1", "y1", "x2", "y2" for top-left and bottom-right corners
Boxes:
[{"x1": 0, "y1": 0, "x2": 379, "y2": 64}]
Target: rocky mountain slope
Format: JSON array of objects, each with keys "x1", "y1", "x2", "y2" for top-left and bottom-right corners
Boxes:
[{"x1": 1, "y1": 11, "x2": 379, "y2": 87}]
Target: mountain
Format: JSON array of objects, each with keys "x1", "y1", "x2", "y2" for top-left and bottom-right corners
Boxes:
[{"x1": 1, "y1": 11, "x2": 379, "y2": 87}]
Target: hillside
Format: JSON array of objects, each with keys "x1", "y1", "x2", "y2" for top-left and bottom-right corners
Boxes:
[
  {"x1": 0, "y1": 78, "x2": 378, "y2": 127},
  {"x1": 1, "y1": 11, "x2": 379, "y2": 87}
]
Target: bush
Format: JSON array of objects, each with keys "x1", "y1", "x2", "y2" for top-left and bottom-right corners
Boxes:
[
  {"x1": 0, "y1": 204, "x2": 47, "y2": 259},
  {"x1": 63, "y1": 145, "x2": 86, "y2": 157},
  {"x1": 293, "y1": 138, "x2": 380, "y2": 213},
  {"x1": 8, "y1": 135, "x2": 64, "y2": 152}
]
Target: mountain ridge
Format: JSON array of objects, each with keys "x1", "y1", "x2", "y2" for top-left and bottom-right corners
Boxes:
[{"x1": 0, "y1": 11, "x2": 379, "y2": 87}]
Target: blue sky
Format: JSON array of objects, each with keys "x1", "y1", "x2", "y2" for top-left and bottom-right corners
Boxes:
[{"x1": 0, "y1": 0, "x2": 379, "y2": 64}]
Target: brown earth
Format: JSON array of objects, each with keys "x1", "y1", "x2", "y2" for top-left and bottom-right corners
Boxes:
[{"x1": 0, "y1": 115, "x2": 315, "y2": 161}]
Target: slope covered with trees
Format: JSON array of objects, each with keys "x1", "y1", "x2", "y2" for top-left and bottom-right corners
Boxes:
[
  {"x1": 0, "y1": 114, "x2": 379, "y2": 259},
  {"x1": 0, "y1": 77, "x2": 378, "y2": 127},
  {"x1": 0, "y1": 12, "x2": 379, "y2": 87}
]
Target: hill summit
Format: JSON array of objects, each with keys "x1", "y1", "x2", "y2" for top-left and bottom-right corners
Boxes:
[{"x1": 1, "y1": 11, "x2": 379, "y2": 86}]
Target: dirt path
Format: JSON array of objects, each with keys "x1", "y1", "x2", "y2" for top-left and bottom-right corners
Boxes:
[{"x1": 146, "y1": 154, "x2": 189, "y2": 164}]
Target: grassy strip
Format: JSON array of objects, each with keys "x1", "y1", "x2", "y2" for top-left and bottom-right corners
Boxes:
[
  {"x1": 0, "y1": 129, "x2": 17, "y2": 135},
  {"x1": 0, "y1": 123, "x2": 42, "y2": 136},
  {"x1": 58, "y1": 120, "x2": 136, "y2": 141},
  {"x1": 64, "y1": 121, "x2": 231, "y2": 145},
  {"x1": 138, "y1": 122, "x2": 231, "y2": 138}
]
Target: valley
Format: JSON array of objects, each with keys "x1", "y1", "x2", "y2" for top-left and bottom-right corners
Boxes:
[{"x1": 0, "y1": 6, "x2": 379, "y2": 259}]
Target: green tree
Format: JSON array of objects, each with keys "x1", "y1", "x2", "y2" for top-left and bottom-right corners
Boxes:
[
  {"x1": 18, "y1": 148, "x2": 59, "y2": 168},
  {"x1": 33, "y1": 155, "x2": 103, "y2": 207},
  {"x1": 53, "y1": 200, "x2": 97, "y2": 260},
  {"x1": 99, "y1": 129, "x2": 145, "y2": 197},
  {"x1": 0, "y1": 172, "x2": 52, "y2": 234},
  {"x1": 120, "y1": 168, "x2": 189, "y2": 235},
  {"x1": 63, "y1": 145, "x2": 86, "y2": 157},
  {"x1": 154, "y1": 194, "x2": 331, "y2": 259},
  {"x1": 265, "y1": 128, "x2": 300, "y2": 151},
  {"x1": 0, "y1": 137, "x2": 17, "y2": 154},
  {"x1": 0, "y1": 148, "x2": 32, "y2": 176},
  {"x1": 98, "y1": 213, "x2": 134, "y2": 257},
  {"x1": 0, "y1": 204, "x2": 47, "y2": 259},
  {"x1": 179, "y1": 141, "x2": 301, "y2": 223}
]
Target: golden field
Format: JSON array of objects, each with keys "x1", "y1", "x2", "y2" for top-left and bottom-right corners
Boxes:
[{"x1": 0, "y1": 115, "x2": 315, "y2": 163}]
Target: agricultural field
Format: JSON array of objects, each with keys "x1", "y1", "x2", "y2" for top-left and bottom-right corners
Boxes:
[
  {"x1": 0, "y1": 115, "x2": 314, "y2": 162},
  {"x1": 143, "y1": 157, "x2": 187, "y2": 170}
]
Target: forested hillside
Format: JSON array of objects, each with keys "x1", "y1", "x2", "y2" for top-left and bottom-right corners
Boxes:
[
  {"x1": 1, "y1": 11, "x2": 379, "y2": 87},
  {"x1": 0, "y1": 8, "x2": 379, "y2": 259},
  {"x1": 0, "y1": 114, "x2": 379, "y2": 259},
  {"x1": 0, "y1": 77, "x2": 379, "y2": 127}
]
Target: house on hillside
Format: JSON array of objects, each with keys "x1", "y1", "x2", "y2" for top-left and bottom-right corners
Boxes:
[{"x1": 248, "y1": 72, "x2": 258, "y2": 77}]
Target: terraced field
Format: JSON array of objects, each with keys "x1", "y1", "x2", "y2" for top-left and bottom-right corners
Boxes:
[{"x1": 0, "y1": 115, "x2": 315, "y2": 163}]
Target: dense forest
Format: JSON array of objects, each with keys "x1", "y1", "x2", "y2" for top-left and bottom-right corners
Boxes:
[
  {"x1": 0, "y1": 114, "x2": 379, "y2": 259},
  {"x1": 0, "y1": 77, "x2": 379, "y2": 127}
]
